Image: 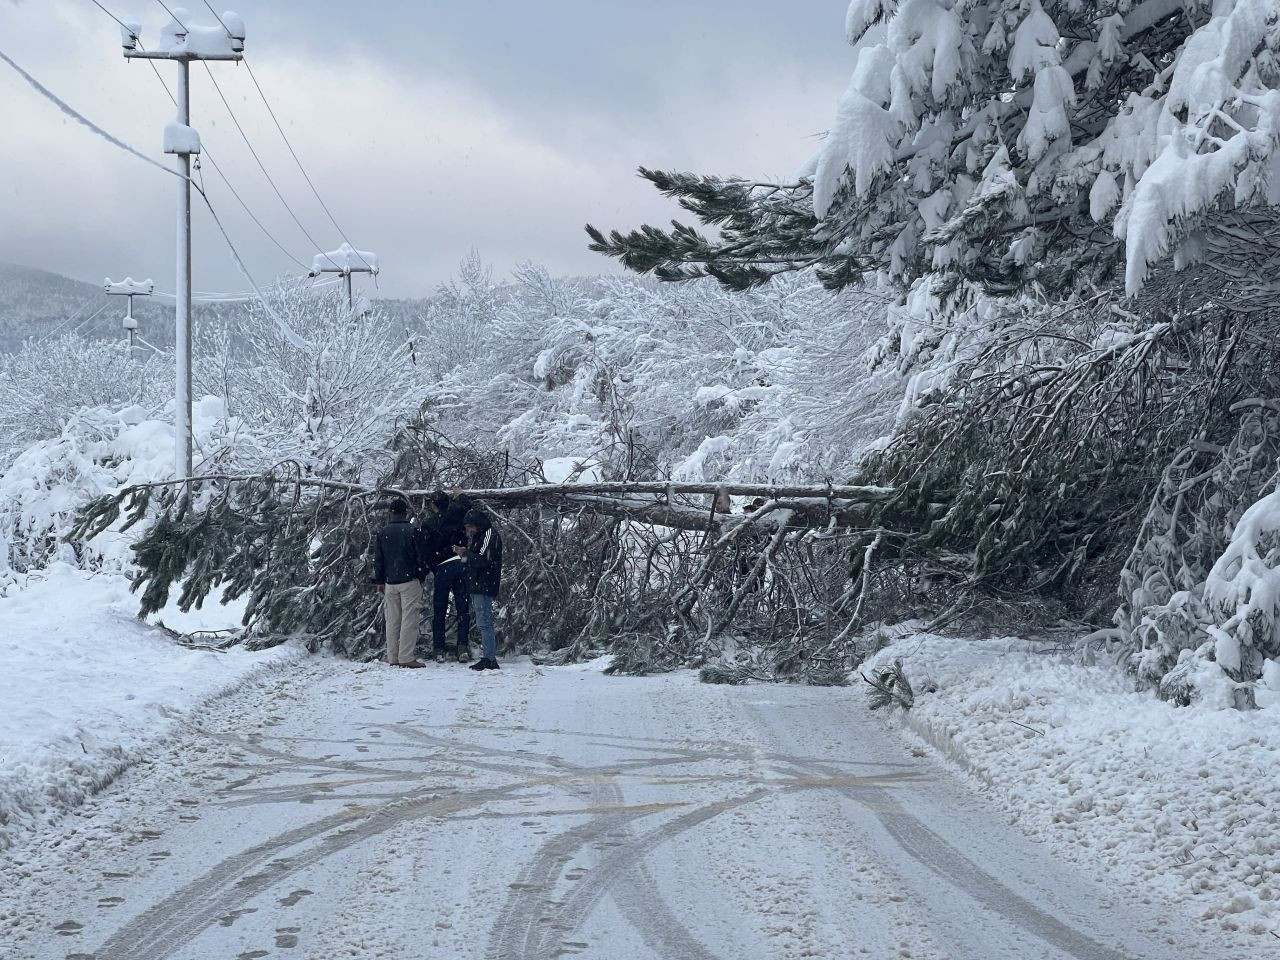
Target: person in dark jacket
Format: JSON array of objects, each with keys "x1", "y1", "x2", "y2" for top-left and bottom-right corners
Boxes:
[
  {"x1": 417, "y1": 488, "x2": 473, "y2": 662},
  {"x1": 461, "y1": 508, "x2": 503, "y2": 671},
  {"x1": 371, "y1": 500, "x2": 426, "y2": 668}
]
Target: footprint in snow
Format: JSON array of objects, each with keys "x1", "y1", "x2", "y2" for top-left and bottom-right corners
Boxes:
[
  {"x1": 274, "y1": 929, "x2": 300, "y2": 948},
  {"x1": 54, "y1": 920, "x2": 83, "y2": 936},
  {"x1": 278, "y1": 889, "x2": 313, "y2": 907},
  {"x1": 218, "y1": 907, "x2": 258, "y2": 927}
]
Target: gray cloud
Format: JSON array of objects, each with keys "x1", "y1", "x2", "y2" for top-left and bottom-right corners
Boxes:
[{"x1": 0, "y1": 1, "x2": 851, "y2": 297}]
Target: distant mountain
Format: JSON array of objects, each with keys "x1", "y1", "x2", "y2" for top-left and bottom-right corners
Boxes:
[{"x1": 0, "y1": 262, "x2": 174, "y2": 353}]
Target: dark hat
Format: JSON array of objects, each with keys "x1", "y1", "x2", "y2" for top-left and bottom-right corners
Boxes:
[
  {"x1": 431, "y1": 490, "x2": 450, "y2": 510},
  {"x1": 463, "y1": 508, "x2": 490, "y2": 528},
  {"x1": 388, "y1": 500, "x2": 409, "y2": 517}
]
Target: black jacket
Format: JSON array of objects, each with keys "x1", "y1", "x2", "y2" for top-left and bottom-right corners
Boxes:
[
  {"x1": 372, "y1": 519, "x2": 424, "y2": 585},
  {"x1": 417, "y1": 496, "x2": 473, "y2": 569},
  {"x1": 466, "y1": 518, "x2": 503, "y2": 597}
]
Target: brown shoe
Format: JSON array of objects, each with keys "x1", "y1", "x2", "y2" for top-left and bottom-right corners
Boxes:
[{"x1": 401, "y1": 660, "x2": 426, "y2": 669}]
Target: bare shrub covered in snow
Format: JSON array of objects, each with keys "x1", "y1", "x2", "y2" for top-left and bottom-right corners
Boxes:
[
  {"x1": 0, "y1": 334, "x2": 169, "y2": 470},
  {"x1": 195, "y1": 281, "x2": 424, "y2": 480},
  {"x1": 423, "y1": 261, "x2": 894, "y2": 485}
]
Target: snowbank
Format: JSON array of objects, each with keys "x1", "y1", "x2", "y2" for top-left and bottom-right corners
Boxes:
[
  {"x1": 0, "y1": 397, "x2": 245, "y2": 573},
  {"x1": 866, "y1": 635, "x2": 1280, "y2": 939},
  {"x1": 0, "y1": 564, "x2": 299, "y2": 852}
]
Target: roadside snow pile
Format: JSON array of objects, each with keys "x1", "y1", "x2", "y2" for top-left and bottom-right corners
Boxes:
[
  {"x1": 866, "y1": 635, "x2": 1280, "y2": 939},
  {"x1": 0, "y1": 563, "x2": 299, "y2": 852},
  {"x1": 0, "y1": 397, "x2": 247, "y2": 573}
]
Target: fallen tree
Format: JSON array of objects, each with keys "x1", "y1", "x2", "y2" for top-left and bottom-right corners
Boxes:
[{"x1": 68, "y1": 459, "x2": 902, "y2": 676}]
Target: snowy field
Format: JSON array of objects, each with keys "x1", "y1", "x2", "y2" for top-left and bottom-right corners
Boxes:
[
  {"x1": 866, "y1": 636, "x2": 1280, "y2": 942},
  {"x1": 0, "y1": 648, "x2": 1251, "y2": 960},
  {"x1": 0, "y1": 565, "x2": 299, "y2": 853}
]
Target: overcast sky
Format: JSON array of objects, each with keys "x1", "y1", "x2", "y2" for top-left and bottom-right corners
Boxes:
[{"x1": 0, "y1": 1, "x2": 852, "y2": 298}]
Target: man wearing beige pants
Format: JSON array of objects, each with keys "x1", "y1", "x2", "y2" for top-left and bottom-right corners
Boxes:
[{"x1": 372, "y1": 501, "x2": 427, "y2": 668}]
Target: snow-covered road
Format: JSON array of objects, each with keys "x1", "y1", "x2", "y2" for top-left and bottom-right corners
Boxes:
[{"x1": 3, "y1": 657, "x2": 1237, "y2": 960}]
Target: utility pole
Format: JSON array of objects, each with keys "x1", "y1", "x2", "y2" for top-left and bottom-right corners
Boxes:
[
  {"x1": 310, "y1": 242, "x2": 379, "y2": 316},
  {"x1": 118, "y1": 9, "x2": 244, "y2": 483},
  {"x1": 104, "y1": 277, "x2": 155, "y2": 350}
]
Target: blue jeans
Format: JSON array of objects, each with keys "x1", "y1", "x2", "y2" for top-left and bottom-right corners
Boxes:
[
  {"x1": 472, "y1": 592, "x2": 497, "y2": 660},
  {"x1": 432, "y1": 561, "x2": 470, "y2": 652}
]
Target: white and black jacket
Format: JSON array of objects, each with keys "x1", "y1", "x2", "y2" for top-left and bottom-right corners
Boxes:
[{"x1": 466, "y1": 521, "x2": 504, "y2": 597}]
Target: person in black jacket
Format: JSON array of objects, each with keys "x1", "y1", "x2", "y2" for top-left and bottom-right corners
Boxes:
[
  {"x1": 417, "y1": 488, "x2": 473, "y2": 662},
  {"x1": 461, "y1": 508, "x2": 503, "y2": 671},
  {"x1": 371, "y1": 500, "x2": 426, "y2": 668}
]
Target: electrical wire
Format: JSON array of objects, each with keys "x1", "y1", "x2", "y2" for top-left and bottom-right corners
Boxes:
[
  {"x1": 240, "y1": 57, "x2": 375, "y2": 272},
  {"x1": 1, "y1": 39, "x2": 310, "y2": 347},
  {"x1": 35, "y1": 298, "x2": 101, "y2": 343},
  {"x1": 201, "y1": 63, "x2": 341, "y2": 270},
  {"x1": 96, "y1": 0, "x2": 373, "y2": 285},
  {"x1": 84, "y1": 0, "x2": 312, "y2": 271},
  {"x1": 200, "y1": 0, "x2": 232, "y2": 37},
  {"x1": 0, "y1": 45, "x2": 182, "y2": 181},
  {"x1": 153, "y1": 0, "x2": 189, "y2": 31},
  {"x1": 192, "y1": 0, "x2": 372, "y2": 275},
  {"x1": 69, "y1": 302, "x2": 112, "y2": 337},
  {"x1": 88, "y1": 0, "x2": 130, "y2": 30}
]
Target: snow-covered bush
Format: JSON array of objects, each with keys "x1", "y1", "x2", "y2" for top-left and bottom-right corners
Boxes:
[
  {"x1": 0, "y1": 334, "x2": 169, "y2": 470},
  {"x1": 196, "y1": 281, "x2": 424, "y2": 480},
  {"x1": 425, "y1": 261, "x2": 894, "y2": 484},
  {"x1": 0, "y1": 398, "x2": 247, "y2": 573}
]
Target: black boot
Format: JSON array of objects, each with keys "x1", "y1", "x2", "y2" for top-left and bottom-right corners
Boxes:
[{"x1": 469, "y1": 658, "x2": 487, "y2": 671}]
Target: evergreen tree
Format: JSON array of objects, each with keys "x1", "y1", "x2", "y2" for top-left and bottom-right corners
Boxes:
[{"x1": 589, "y1": 0, "x2": 1280, "y2": 308}]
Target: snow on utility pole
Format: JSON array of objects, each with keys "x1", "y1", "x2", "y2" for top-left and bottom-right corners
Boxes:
[
  {"x1": 119, "y1": 8, "x2": 244, "y2": 484},
  {"x1": 104, "y1": 277, "x2": 154, "y2": 350},
  {"x1": 310, "y1": 243, "x2": 379, "y2": 316}
]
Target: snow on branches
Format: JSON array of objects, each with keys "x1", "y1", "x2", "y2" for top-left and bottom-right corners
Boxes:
[{"x1": 818, "y1": 0, "x2": 1280, "y2": 298}]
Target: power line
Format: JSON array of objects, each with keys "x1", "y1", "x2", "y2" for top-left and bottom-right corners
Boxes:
[
  {"x1": 90, "y1": 0, "x2": 371, "y2": 280},
  {"x1": 84, "y1": 1, "x2": 312, "y2": 270},
  {"x1": 69, "y1": 302, "x2": 112, "y2": 338},
  {"x1": 200, "y1": 0, "x2": 232, "y2": 37},
  {"x1": 35, "y1": 297, "x2": 100, "y2": 343},
  {"x1": 153, "y1": 0, "x2": 189, "y2": 32},
  {"x1": 89, "y1": 0, "x2": 130, "y2": 31},
  {"x1": 201, "y1": 62, "x2": 340, "y2": 270},
  {"x1": 3, "y1": 37, "x2": 310, "y2": 349},
  {"x1": 0, "y1": 44, "x2": 183, "y2": 181},
  {"x1": 194, "y1": 0, "x2": 371, "y2": 275},
  {"x1": 148, "y1": 69, "x2": 311, "y2": 269},
  {"x1": 240, "y1": 56, "x2": 375, "y2": 272}
]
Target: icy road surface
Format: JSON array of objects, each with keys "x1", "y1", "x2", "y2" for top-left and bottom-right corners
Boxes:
[{"x1": 2, "y1": 657, "x2": 1236, "y2": 960}]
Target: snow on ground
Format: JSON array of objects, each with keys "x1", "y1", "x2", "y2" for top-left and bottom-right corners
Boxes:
[
  {"x1": 0, "y1": 563, "x2": 299, "y2": 853},
  {"x1": 865, "y1": 635, "x2": 1280, "y2": 942},
  {"x1": 0, "y1": 654, "x2": 1242, "y2": 959}
]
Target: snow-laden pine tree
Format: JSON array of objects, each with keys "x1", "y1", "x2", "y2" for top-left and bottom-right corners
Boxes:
[
  {"x1": 590, "y1": 0, "x2": 1280, "y2": 705},
  {"x1": 593, "y1": 0, "x2": 1280, "y2": 306}
]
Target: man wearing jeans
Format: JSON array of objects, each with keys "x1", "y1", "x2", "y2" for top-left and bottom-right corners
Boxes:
[
  {"x1": 418, "y1": 489, "x2": 472, "y2": 662},
  {"x1": 461, "y1": 508, "x2": 504, "y2": 671},
  {"x1": 371, "y1": 500, "x2": 426, "y2": 668}
]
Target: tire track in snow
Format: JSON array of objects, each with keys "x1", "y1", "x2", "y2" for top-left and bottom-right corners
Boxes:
[
  {"x1": 751, "y1": 722, "x2": 1141, "y2": 959},
  {"x1": 91, "y1": 774, "x2": 541, "y2": 960}
]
